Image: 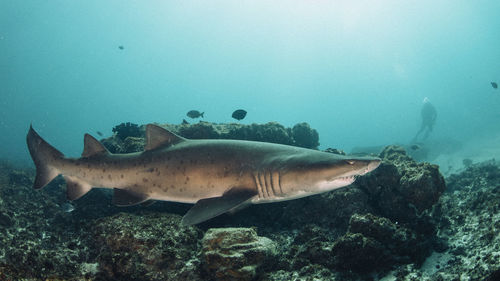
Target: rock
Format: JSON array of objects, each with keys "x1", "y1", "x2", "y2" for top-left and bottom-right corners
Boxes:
[
  {"x1": 355, "y1": 145, "x2": 446, "y2": 223},
  {"x1": 0, "y1": 123, "x2": 466, "y2": 281},
  {"x1": 332, "y1": 232, "x2": 386, "y2": 272},
  {"x1": 281, "y1": 185, "x2": 373, "y2": 231},
  {"x1": 0, "y1": 211, "x2": 13, "y2": 227},
  {"x1": 285, "y1": 225, "x2": 336, "y2": 270},
  {"x1": 91, "y1": 212, "x2": 203, "y2": 281},
  {"x1": 263, "y1": 265, "x2": 342, "y2": 281},
  {"x1": 201, "y1": 227, "x2": 277, "y2": 281},
  {"x1": 331, "y1": 213, "x2": 421, "y2": 273},
  {"x1": 8, "y1": 170, "x2": 32, "y2": 187},
  {"x1": 429, "y1": 160, "x2": 500, "y2": 280}
]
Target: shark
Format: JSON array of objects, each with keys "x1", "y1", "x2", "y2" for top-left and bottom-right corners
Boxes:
[{"x1": 26, "y1": 124, "x2": 381, "y2": 225}]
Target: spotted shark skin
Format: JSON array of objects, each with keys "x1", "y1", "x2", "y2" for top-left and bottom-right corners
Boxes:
[{"x1": 26, "y1": 124, "x2": 380, "y2": 225}]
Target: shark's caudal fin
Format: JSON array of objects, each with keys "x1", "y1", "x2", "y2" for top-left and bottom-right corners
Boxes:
[{"x1": 26, "y1": 125, "x2": 64, "y2": 189}]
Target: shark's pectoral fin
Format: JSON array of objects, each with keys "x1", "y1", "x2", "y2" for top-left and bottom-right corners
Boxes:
[
  {"x1": 64, "y1": 176, "x2": 92, "y2": 200},
  {"x1": 181, "y1": 187, "x2": 257, "y2": 226},
  {"x1": 140, "y1": 200, "x2": 156, "y2": 207},
  {"x1": 112, "y1": 188, "x2": 150, "y2": 206}
]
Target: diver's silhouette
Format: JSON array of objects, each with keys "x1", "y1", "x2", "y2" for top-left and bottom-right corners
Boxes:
[{"x1": 413, "y1": 97, "x2": 437, "y2": 142}]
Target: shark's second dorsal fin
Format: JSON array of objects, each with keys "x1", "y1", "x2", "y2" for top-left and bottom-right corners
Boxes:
[
  {"x1": 145, "y1": 124, "x2": 186, "y2": 151},
  {"x1": 82, "y1": 134, "x2": 109, "y2": 157}
]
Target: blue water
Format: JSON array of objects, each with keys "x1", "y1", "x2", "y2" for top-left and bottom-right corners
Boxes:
[{"x1": 1, "y1": 1, "x2": 500, "y2": 164}]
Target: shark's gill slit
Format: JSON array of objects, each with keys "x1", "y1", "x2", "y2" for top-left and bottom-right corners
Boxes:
[
  {"x1": 271, "y1": 171, "x2": 280, "y2": 196},
  {"x1": 264, "y1": 171, "x2": 271, "y2": 197},
  {"x1": 253, "y1": 172, "x2": 263, "y2": 199},
  {"x1": 277, "y1": 171, "x2": 283, "y2": 195},
  {"x1": 257, "y1": 170, "x2": 267, "y2": 198},
  {"x1": 266, "y1": 171, "x2": 276, "y2": 196}
]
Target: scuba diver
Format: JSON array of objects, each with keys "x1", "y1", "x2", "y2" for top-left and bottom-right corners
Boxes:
[{"x1": 412, "y1": 97, "x2": 437, "y2": 142}]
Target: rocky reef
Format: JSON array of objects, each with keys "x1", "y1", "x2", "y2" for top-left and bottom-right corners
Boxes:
[
  {"x1": 102, "y1": 121, "x2": 319, "y2": 153},
  {"x1": 0, "y1": 121, "x2": 498, "y2": 280}
]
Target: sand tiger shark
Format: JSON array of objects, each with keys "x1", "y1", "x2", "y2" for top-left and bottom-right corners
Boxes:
[{"x1": 26, "y1": 124, "x2": 381, "y2": 225}]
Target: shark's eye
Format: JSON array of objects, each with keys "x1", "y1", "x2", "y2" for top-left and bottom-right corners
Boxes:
[{"x1": 346, "y1": 160, "x2": 355, "y2": 165}]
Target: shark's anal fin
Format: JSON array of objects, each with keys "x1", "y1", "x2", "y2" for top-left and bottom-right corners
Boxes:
[
  {"x1": 181, "y1": 187, "x2": 257, "y2": 226},
  {"x1": 112, "y1": 188, "x2": 150, "y2": 206},
  {"x1": 64, "y1": 176, "x2": 92, "y2": 200}
]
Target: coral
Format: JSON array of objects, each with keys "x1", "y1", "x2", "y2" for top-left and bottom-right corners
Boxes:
[
  {"x1": 101, "y1": 121, "x2": 320, "y2": 153},
  {"x1": 291, "y1": 122, "x2": 319, "y2": 149},
  {"x1": 324, "y1": 148, "x2": 346, "y2": 155},
  {"x1": 177, "y1": 121, "x2": 220, "y2": 139},
  {"x1": 122, "y1": 136, "x2": 145, "y2": 153},
  {"x1": 112, "y1": 122, "x2": 143, "y2": 141},
  {"x1": 201, "y1": 227, "x2": 277, "y2": 281}
]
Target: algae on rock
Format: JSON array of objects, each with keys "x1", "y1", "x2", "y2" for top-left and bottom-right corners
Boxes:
[{"x1": 201, "y1": 227, "x2": 277, "y2": 281}]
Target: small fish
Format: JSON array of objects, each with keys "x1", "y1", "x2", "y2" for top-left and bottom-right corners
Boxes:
[
  {"x1": 118, "y1": 45, "x2": 124, "y2": 50},
  {"x1": 182, "y1": 119, "x2": 189, "y2": 125},
  {"x1": 61, "y1": 202, "x2": 75, "y2": 213},
  {"x1": 187, "y1": 110, "x2": 204, "y2": 119},
  {"x1": 96, "y1": 131, "x2": 103, "y2": 137},
  {"x1": 231, "y1": 109, "x2": 247, "y2": 120},
  {"x1": 410, "y1": 144, "x2": 420, "y2": 151},
  {"x1": 492, "y1": 82, "x2": 498, "y2": 89}
]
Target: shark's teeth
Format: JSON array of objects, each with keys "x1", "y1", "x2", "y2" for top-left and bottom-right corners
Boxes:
[{"x1": 337, "y1": 175, "x2": 355, "y2": 181}]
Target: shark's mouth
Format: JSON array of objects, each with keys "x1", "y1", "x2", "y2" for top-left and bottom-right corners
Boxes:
[{"x1": 318, "y1": 175, "x2": 357, "y2": 191}]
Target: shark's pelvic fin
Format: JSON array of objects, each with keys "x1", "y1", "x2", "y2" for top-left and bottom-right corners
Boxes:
[
  {"x1": 112, "y1": 188, "x2": 151, "y2": 206},
  {"x1": 82, "y1": 134, "x2": 109, "y2": 158},
  {"x1": 145, "y1": 124, "x2": 186, "y2": 151},
  {"x1": 64, "y1": 175, "x2": 92, "y2": 200},
  {"x1": 181, "y1": 186, "x2": 258, "y2": 226}
]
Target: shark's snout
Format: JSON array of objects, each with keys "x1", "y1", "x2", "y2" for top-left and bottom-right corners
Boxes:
[{"x1": 363, "y1": 158, "x2": 381, "y2": 175}]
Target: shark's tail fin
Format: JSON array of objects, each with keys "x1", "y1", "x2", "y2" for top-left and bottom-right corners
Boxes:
[{"x1": 26, "y1": 125, "x2": 64, "y2": 189}]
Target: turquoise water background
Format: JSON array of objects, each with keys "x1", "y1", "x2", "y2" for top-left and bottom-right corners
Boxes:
[{"x1": 1, "y1": 1, "x2": 499, "y2": 164}]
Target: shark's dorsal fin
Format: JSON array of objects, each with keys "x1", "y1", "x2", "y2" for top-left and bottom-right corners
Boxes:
[
  {"x1": 82, "y1": 134, "x2": 109, "y2": 157},
  {"x1": 145, "y1": 124, "x2": 186, "y2": 151}
]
